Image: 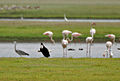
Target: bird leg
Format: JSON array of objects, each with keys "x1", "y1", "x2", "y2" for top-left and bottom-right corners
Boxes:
[
  {"x1": 63, "y1": 48, "x2": 66, "y2": 58},
  {"x1": 86, "y1": 43, "x2": 88, "y2": 57},
  {"x1": 109, "y1": 48, "x2": 112, "y2": 58},
  {"x1": 66, "y1": 46, "x2": 67, "y2": 57},
  {"x1": 89, "y1": 44, "x2": 91, "y2": 58},
  {"x1": 106, "y1": 48, "x2": 109, "y2": 58}
]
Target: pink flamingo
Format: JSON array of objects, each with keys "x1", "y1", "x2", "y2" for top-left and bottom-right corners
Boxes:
[
  {"x1": 62, "y1": 30, "x2": 72, "y2": 42},
  {"x1": 43, "y1": 31, "x2": 55, "y2": 44},
  {"x1": 105, "y1": 34, "x2": 116, "y2": 44}
]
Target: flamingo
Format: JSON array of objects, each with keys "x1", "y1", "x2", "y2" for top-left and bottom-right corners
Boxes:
[
  {"x1": 62, "y1": 30, "x2": 72, "y2": 42},
  {"x1": 68, "y1": 32, "x2": 83, "y2": 51},
  {"x1": 38, "y1": 43, "x2": 50, "y2": 58},
  {"x1": 105, "y1": 41, "x2": 113, "y2": 58},
  {"x1": 105, "y1": 34, "x2": 116, "y2": 44},
  {"x1": 43, "y1": 31, "x2": 55, "y2": 44},
  {"x1": 86, "y1": 37, "x2": 93, "y2": 57},
  {"x1": 64, "y1": 14, "x2": 69, "y2": 22},
  {"x1": 90, "y1": 22, "x2": 96, "y2": 38},
  {"x1": 14, "y1": 41, "x2": 29, "y2": 56},
  {"x1": 62, "y1": 39, "x2": 68, "y2": 57},
  {"x1": 71, "y1": 32, "x2": 82, "y2": 41}
]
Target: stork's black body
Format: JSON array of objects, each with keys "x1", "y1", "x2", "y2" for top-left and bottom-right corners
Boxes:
[{"x1": 38, "y1": 43, "x2": 50, "y2": 57}]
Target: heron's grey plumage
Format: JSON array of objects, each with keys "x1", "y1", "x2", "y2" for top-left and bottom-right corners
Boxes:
[{"x1": 14, "y1": 41, "x2": 29, "y2": 56}]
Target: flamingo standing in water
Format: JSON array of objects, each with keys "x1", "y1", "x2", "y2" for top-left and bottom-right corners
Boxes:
[
  {"x1": 61, "y1": 30, "x2": 72, "y2": 57},
  {"x1": 43, "y1": 31, "x2": 55, "y2": 44},
  {"x1": 71, "y1": 32, "x2": 82, "y2": 41},
  {"x1": 67, "y1": 32, "x2": 83, "y2": 51},
  {"x1": 85, "y1": 22, "x2": 96, "y2": 57},
  {"x1": 62, "y1": 39, "x2": 68, "y2": 57},
  {"x1": 86, "y1": 37, "x2": 93, "y2": 57},
  {"x1": 105, "y1": 41, "x2": 113, "y2": 58},
  {"x1": 105, "y1": 34, "x2": 116, "y2": 44}
]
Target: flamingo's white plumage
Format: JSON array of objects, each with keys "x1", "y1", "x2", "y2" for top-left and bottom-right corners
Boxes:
[{"x1": 90, "y1": 22, "x2": 96, "y2": 38}]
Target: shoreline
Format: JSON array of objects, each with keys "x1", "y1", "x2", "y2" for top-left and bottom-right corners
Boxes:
[{"x1": 0, "y1": 37, "x2": 118, "y2": 43}]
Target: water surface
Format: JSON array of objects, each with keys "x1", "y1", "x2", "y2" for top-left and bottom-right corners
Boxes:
[{"x1": 0, "y1": 42, "x2": 120, "y2": 58}]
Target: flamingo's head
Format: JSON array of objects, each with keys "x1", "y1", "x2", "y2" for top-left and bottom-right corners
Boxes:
[{"x1": 91, "y1": 22, "x2": 96, "y2": 26}]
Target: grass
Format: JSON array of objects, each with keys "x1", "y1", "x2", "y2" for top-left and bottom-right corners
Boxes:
[
  {"x1": 0, "y1": 0, "x2": 120, "y2": 18},
  {"x1": 0, "y1": 21, "x2": 120, "y2": 42},
  {"x1": 0, "y1": 58, "x2": 120, "y2": 81}
]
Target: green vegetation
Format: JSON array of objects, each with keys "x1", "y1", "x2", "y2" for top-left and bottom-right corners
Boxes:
[
  {"x1": 0, "y1": 0, "x2": 120, "y2": 18},
  {"x1": 0, "y1": 58, "x2": 120, "y2": 81},
  {"x1": 0, "y1": 21, "x2": 120, "y2": 42}
]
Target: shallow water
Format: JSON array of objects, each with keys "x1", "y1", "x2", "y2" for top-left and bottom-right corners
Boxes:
[{"x1": 0, "y1": 42, "x2": 120, "y2": 58}]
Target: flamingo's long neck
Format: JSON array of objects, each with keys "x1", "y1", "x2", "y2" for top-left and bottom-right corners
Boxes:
[
  {"x1": 66, "y1": 33, "x2": 74, "y2": 42},
  {"x1": 91, "y1": 33, "x2": 94, "y2": 39},
  {"x1": 50, "y1": 36, "x2": 55, "y2": 44},
  {"x1": 63, "y1": 34, "x2": 66, "y2": 40},
  {"x1": 112, "y1": 38, "x2": 115, "y2": 44}
]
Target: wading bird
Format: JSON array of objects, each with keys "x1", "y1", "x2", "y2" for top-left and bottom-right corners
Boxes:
[
  {"x1": 43, "y1": 31, "x2": 55, "y2": 44},
  {"x1": 105, "y1": 34, "x2": 116, "y2": 44},
  {"x1": 105, "y1": 41, "x2": 113, "y2": 58},
  {"x1": 38, "y1": 43, "x2": 50, "y2": 58},
  {"x1": 71, "y1": 32, "x2": 82, "y2": 41},
  {"x1": 64, "y1": 14, "x2": 69, "y2": 22},
  {"x1": 86, "y1": 37, "x2": 93, "y2": 57},
  {"x1": 14, "y1": 41, "x2": 29, "y2": 56},
  {"x1": 68, "y1": 32, "x2": 83, "y2": 51},
  {"x1": 62, "y1": 39, "x2": 68, "y2": 57},
  {"x1": 21, "y1": 15, "x2": 24, "y2": 20}
]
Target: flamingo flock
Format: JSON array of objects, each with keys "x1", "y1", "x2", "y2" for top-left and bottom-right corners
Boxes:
[{"x1": 14, "y1": 21, "x2": 117, "y2": 58}]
